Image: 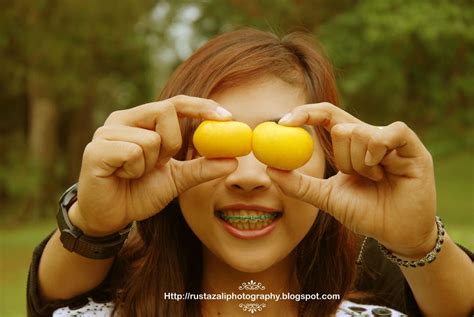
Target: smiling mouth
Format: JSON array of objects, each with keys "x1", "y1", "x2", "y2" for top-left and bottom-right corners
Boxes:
[{"x1": 215, "y1": 210, "x2": 282, "y2": 230}]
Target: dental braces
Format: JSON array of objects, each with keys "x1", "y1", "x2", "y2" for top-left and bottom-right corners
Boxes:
[{"x1": 221, "y1": 214, "x2": 276, "y2": 221}]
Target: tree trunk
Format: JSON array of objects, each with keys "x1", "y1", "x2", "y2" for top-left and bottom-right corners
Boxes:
[
  {"x1": 24, "y1": 71, "x2": 59, "y2": 219},
  {"x1": 65, "y1": 81, "x2": 96, "y2": 185}
]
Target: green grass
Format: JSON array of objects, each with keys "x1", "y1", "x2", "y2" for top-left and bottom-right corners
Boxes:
[
  {"x1": 0, "y1": 151, "x2": 472, "y2": 316},
  {"x1": 434, "y1": 151, "x2": 474, "y2": 250},
  {"x1": 0, "y1": 220, "x2": 55, "y2": 317}
]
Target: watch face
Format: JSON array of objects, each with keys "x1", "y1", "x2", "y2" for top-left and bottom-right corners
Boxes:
[{"x1": 62, "y1": 184, "x2": 78, "y2": 210}]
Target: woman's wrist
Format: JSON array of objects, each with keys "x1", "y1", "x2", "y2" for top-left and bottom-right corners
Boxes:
[
  {"x1": 378, "y1": 216, "x2": 445, "y2": 268},
  {"x1": 392, "y1": 221, "x2": 439, "y2": 260},
  {"x1": 68, "y1": 202, "x2": 118, "y2": 237}
]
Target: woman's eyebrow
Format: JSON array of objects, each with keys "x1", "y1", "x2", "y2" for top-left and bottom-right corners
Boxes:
[{"x1": 268, "y1": 118, "x2": 312, "y2": 133}]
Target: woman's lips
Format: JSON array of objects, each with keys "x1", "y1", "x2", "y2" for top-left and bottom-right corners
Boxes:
[{"x1": 217, "y1": 203, "x2": 280, "y2": 213}]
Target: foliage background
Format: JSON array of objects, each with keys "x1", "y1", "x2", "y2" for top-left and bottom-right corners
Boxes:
[{"x1": 0, "y1": 1, "x2": 473, "y2": 315}]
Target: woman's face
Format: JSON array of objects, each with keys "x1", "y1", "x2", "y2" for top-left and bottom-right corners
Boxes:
[{"x1": 179, "y1": 77, "x2": 326, "y2": 273}]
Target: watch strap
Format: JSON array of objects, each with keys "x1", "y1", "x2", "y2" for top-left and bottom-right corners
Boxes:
[{"x1": 56, "y1": 183, "x2": 132, "y2": 259}]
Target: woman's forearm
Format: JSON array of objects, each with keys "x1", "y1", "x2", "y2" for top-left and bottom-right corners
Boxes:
[
  {"x1": 38, "y1": 203, "x2": 115, "y2": 302},
  {"x1": 38, "y1": 229, "x2": 114, "y2": 302},
  {"x1": 401, "y1": 232, "x2": 474, "y2": 316}
]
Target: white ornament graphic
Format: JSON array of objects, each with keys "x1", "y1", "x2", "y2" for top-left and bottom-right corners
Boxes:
[
  {"x1": 238, "y1": 280, "x2": 266, "y2": 291},
  {"x1": 239, "y1": 303, "x2": 266, "y2": 314}
]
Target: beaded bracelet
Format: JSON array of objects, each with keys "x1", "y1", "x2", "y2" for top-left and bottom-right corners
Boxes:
[{"x1": 378, "y1": 216, "x2": 445, "y2": 268}]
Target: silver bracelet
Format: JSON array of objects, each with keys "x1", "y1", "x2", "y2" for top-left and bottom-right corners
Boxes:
[{"x1": 378, "y1": 216, "x2": 445, "y2": 268}]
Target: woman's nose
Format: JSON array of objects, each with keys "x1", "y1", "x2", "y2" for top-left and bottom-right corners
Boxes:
[{"x1": 224, "y1": 153, "x2": 272, "y2": 193}]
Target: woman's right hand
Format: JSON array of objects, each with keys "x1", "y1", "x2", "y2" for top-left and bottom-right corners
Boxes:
[{"x1": 68, "y1": 95, "x2": 237, "y2": 236}]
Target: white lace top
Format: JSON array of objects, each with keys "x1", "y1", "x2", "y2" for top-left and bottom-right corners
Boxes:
[{"x1": 53, "y1": 298, "x2": 407, "y2": 316}]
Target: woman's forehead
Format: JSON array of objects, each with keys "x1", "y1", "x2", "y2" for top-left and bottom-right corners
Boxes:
[{"x1": 210, "y1": 77, "x2": 307, "y2": 129}]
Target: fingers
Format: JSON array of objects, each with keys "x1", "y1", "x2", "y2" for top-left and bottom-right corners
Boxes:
[
  {"x1": 331, "y1": 123, "x2": 384, "y2": 181},
  {"x1": 366, "y1": 121, "x2": 428, "y2": 160},
  {"x1": 102, "y1": 95, "x2": 233, "y2": 168},
  {"x1": 83, "y1": 140, "x2": 145, "y2": 179},
  {"x1": 277, "y1": 102, "x2": 428, "y2": 179},
  {"x1": 331, "y1": 123, "x2": 356, "y2": 174},
  {"x1": 266, "y1": 168, "x2": 329, "y2": 211},
  {"x1": 330, "y1": 121, "x2": 429, "y2": 180},
  {"x1": 104, "y1": 95, "x2": 232, "y2": 129},
  {"x1": 278, "y1": 102, "x2": 362, "y2": 130},
  {"x1": 93, "y1": 126, "x2": 161, "y2": 174},
  {"x1": 167, "y1": 95, "x2": 233, "y2": 120},
  {"x1": 171, "y1": 158, "x2": 238, "y2": 194},
  {"x1": 149, "y1": 104, "x2": 180, "y2": 165},
  {"x1": 351, "y1": 129, "x2": 384, "y2": 181}
]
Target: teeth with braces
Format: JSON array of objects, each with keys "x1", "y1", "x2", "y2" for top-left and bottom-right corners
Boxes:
[
  {"x1": 221, "y1": 214, "x2": 276, "y2": 221},
  {"x1": 217, "y1": 211, "x2": 281, "y2": 230}
]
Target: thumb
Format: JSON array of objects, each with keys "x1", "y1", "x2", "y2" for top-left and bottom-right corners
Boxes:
[
  {"x1": 267, "y1": 167, "x2": 330, "y2": 211},
  {"x1": 171, "y1": 157, "x2": 238, "y2": 193}
]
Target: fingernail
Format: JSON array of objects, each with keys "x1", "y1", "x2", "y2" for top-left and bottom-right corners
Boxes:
[
  {"x1": 216, "y1": 106, "x2": 232, "y2": 118},
  {"x1": 365, "y1": 151, "x2": 375, "y2": 166},
  {"x1": 278, "y1": 113, "x2": 293, "y2": 124}
]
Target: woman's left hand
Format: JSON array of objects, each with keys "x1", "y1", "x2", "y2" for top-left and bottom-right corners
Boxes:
[{"x1": 267, "y1": 102, "x2": 437, "y2": 259}]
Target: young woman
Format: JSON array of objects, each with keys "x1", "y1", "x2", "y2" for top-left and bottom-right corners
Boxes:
[{"x1": 28, "y1": 28, "x2": 473, "y2": 316}]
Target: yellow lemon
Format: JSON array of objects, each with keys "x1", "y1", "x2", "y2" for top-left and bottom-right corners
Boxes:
[
  {"x1": 193, "y1": 120, "x2": 252, "y2": 158},
  {"x1": 252, "y1": 122, "x2": 314, "y2": 170}
]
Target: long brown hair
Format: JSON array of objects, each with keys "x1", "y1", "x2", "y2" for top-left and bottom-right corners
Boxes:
[{"x1": 112, "y1": 28, "x2": 358, "y2": 316}]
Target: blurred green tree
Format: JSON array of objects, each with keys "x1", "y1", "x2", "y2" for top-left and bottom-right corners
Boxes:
[
  {"x1": 0, "y1": 0, "x2": 156, "y2": 219},
  {"x1": 318, "y1": 0, "x2": 473, "y2": 135}
]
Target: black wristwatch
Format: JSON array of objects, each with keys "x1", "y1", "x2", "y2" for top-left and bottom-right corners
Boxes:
[{"x1": 56, "y1": 183, "x2": 132, "y2": 259}]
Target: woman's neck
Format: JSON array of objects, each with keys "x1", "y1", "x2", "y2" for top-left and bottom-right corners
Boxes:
[{"x1": 200, "y1": 247, "x2": 300, "y2": 317}]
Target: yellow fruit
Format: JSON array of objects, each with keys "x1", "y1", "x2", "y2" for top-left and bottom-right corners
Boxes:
[
  {"x1": 252, "y1": 122, "x2": 314, "y2": 170},
  {"x1": 193, "y1": 120, "x2": 252, "y2": 158}
]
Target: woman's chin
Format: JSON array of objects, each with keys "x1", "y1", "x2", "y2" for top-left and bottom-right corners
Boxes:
[
  {"x1": 222, "y1": 250, "x2": 288, "y2": 273},
  {"x1": 203, "y1": 241, "x2": 296, "y2": 274},
  {"x1": 231, "y1": 261, "x2": 272, "y2": 273}
]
